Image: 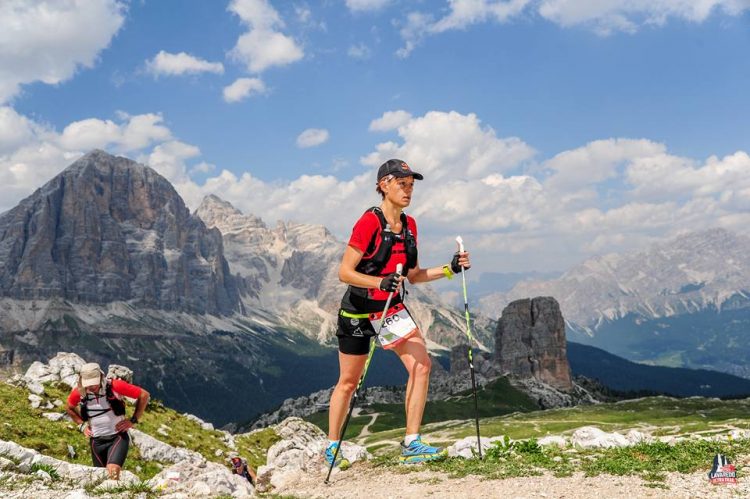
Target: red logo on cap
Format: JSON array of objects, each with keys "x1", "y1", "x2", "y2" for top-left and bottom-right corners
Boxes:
[{"x1": 401, "y1": 162, "x2": 409, "y2": 170}]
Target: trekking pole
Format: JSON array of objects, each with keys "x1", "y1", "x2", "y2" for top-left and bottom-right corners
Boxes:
[
  {"x1": 456, "y1": 236, "x2": 482, "y2": 459},
  {"x1": 325, "y1": 263, "x2": 403, "y2": 484}
]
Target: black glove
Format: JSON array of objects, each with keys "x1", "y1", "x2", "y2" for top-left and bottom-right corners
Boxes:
[
  {"x1": 451, "y1": 252, "x2": 464, "y2": 274},
  {"x1": 379, "y1": 272, "x2": 401, "y2": 292}
]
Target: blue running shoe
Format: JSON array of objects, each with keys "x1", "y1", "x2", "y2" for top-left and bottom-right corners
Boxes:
[
  {"x1": 400, "y1": 435, "x2": 448, "y2": 464},
  {"x1": 325, "y1": 441, "x2": 351, "y2": 470}
]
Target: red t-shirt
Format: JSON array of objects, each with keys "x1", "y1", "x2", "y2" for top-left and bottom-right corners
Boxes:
[
  {"x1": 67, "y1": 379, "x2": 142, "y2": 406},
  {"x1": 348, "y1": 211, "x2": 418, "y2": 301}
]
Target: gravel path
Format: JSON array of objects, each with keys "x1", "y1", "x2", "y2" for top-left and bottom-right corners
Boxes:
[{"x1": 289, "y1": 463, "x2": 747, "y2": 499}]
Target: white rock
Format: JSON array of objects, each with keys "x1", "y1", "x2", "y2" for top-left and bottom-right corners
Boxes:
[
  {"x1": 625, "y1": 429, "x2": 652, "y2": 444},
  {"x1": 24, "y1": 361, "x2": 50, "y2": 380},
  {"x1": 106, "y1": 364, "x2": 133, "y2": 382},
  {"x1": 447, "y1": 435, "x2": 505, "y2": 458},
  {"x1": 27, "y1": 381, "x2": 44, "y2": 395},
  {"x1": 129, "y1": 429, "x2": 202, "y2": 463},
  {"x1": 0, "y1": 439, "x2": 137, "y2": 485},
  {"x1": 63, "y1": 490, "x2": 92, "y2": 499},
  {"x1": 183, "y1": 413, "x2": 214, "y2": 431},
  {"x1": 256, "y1": 417, "x2": 368, "y2": 493},
  {"x1": 42, "y1": 412, "x2": 65, "y2": 421},
  {"x1": 0, "y1": 456, "x2": 16, "y2": 470},
  {"x1": 148, "y1": 459, "x2": 253, "y2": 498},
  {"x1": 571, "y1": 426, "x2": 630, "y2": 449},
  {"x1": 35, "y1": 469, "x2": 52, "y2": 481},
  {"x1": 538, "y1": 435, "x2": 568, "y2": 448},
  {"x1": 28, "y1": 394, "x2": 43, "y2": 408}
]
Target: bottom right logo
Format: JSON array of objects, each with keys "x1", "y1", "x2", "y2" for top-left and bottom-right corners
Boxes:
[{"x1": 708, "y1": 453, "x2": 737, "y2": 485}]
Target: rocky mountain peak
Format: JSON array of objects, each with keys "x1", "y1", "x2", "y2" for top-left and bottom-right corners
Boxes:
[
  {"x1": 0, "y1": 150, "x2": 239, "y2": 315},
  {"x1": 196, "y1": 195, "x2": 267, "y2": 234},
  {"x1": 494, "y1": 296, "x2": 573, "y2": 391}
]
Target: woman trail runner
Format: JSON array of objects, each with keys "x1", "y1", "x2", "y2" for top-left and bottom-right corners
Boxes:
[
  {"x1": 65, "y1": 362, "x2": 149, "y2": 480},
  {"x1": 326, "y1": 158, "x2": 470, "y2": 468}
]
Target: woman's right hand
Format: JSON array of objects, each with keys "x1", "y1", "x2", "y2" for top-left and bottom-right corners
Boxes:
[{"x1": 379, "y1": 272, "x2": 404, "y2": 292}]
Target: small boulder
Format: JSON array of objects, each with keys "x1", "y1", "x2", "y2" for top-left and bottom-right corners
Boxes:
[{"x1": 571, "y1": 426, "x2": 629, "y2": 449}]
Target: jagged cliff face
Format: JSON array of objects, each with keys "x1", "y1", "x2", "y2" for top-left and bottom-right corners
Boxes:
[
  {"x1": 495, "y1": 296, "x2": 573, "y2": 391},
  {"x1": 0, "y1": 150, "x2": 239, "y2": 316}
]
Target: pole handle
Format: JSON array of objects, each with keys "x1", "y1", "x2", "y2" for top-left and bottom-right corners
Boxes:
[{"x1": 456, "y1": 236, "x2": 465, "y2": 253}]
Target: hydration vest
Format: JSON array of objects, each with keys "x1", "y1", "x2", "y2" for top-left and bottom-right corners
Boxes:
[
  {"x1": 79, "y1": 380, "x2": 126, "y2": 422},
  {"x1": 355, "y1": 207, "x2": 418, "y2": 277}
]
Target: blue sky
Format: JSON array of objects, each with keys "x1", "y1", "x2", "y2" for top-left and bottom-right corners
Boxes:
[{"x1": 1, "y1": 0, "x2": 749, "y2": 275}]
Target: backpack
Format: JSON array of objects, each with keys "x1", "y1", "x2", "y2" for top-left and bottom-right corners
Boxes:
[
  {"x1": 355, "y1": 207, "x2": 418, "y2": 277},
  {"x1": 79, "y1": 379, "x2": 126, "y2": 422}
]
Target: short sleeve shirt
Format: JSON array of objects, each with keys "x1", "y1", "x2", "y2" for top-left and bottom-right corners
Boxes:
[
  {"x1": 347, "y1": 210, "x2": 418, "y2": 302},
  {"x1": 68, "y1": 380, "x2": 142, "y2": 438}
]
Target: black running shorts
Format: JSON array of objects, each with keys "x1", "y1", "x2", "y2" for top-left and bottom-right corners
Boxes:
[
  {"x1": 336, "y1": 313, "x2": 375, "y2": 355},
  {"x1": 90, "y1": 431, "x2": 130, "y2": 467}
]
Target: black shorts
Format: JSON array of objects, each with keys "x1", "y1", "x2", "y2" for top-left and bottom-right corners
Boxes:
[
  {"x1": 90, "y1": 431, "x2": 130, "y2": 467},
  {"x1": 336, "y1": 313, "x2": 376, "y2": 355}
]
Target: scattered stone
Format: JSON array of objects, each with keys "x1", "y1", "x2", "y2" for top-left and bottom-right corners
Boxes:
[
  {"x1": 28, "y1": 394, "x2": 43, "y2": 408},
  {"x1": 106, "y1": 364, "x2": 133, "y2": 383},
  {"x1": 129, "y1": 429, "x2": 202, "y2": 464},
  {"x1": 448, "y1": 435, "x2": 505, "y2": 458},
  {"x1": 183, "y1": 413, "x2": 215, "y2": 431},
  {"x1": 571, "y1": 427, "x2": 630, "y2": 449},
  {"x1": 538, "y1": 435, "x2": 568, "y2": 447},
  {"x1": 256, "y1": 417, "x2": 369, "y2": 493},
  {"x1": 0, "y1": 439, "x2": 137, "y2": 485},
  {"x1": 42, "y1": 412, "x2": 65, "y2": 421},
  {"x1": 148, "y1": 459, "x2": 253, "y2": 498},
  {"x1": 0, "y1": 456, "x2": 15, "y2": 470}
]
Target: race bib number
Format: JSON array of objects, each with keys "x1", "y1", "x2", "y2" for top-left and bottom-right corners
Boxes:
[{"x1": 369, "y1": 303, "x2": 418, "y2": 349}]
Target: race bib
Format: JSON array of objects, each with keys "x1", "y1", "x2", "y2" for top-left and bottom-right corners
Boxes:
[{"x1": 369, "y1": 303, "x2": 418, "y2": 349}]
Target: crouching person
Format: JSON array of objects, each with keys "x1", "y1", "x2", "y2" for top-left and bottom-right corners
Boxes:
[
  {"x1": 65, "y1": 362, "x2": 150, "y2": 480},
  {"x1": 229, "y1": 454, "x2": 257, "y2": 485}
]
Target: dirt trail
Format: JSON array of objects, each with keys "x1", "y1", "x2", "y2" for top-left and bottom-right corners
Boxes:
[{"x1": 290, "y1": 464, "x2": 748, "y2": 499}]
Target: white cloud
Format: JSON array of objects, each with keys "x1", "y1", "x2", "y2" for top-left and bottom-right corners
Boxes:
[
  {"x1": 138, "y1": 140, "x2": 201, "y2": 185},
  {"x1": 229, "y1": 0, "x2": 282, "y2": 30},
  {"x1": 228, "y1": 0, "x2": 304, "y2": 73},
  {"x1": 58, "y1": 113, "x2": 172, "y2": 152},
  {"x1": 396, "y1": 0, "x2": 750, "y2": 55},
  {"x1": 0, "y1": 0, "x2": 126, "y2": 103},
  {"x1": 0, "y1": 107, "x2": 45, "y2": 154},
  {"x1": 4, "y1": 107, "x2": 750, "y2": 273},
  {"x1": 0, "y1": 109, "x2": 176, "y2": 212},
  {"x1": 626, "y1": 150, "x2": 750, "y2": 201},
  {"x1": 223, "y1": 78, "x2": 267, "y2": 103},
  {"x1": 369, "y1": 110, "x2": 412, "y2": 131},
  {"x1": 348, "y1": 44, "x2": 372, "y2": 60},
  {"x1": 361, "y1": 110, "x2": 535, "y2": 181},
  {"x1": 146, "y1": 51, "x2": 224, "y2": 76},
  {"x1": 543, "y1": 138, "x2": 666, "y2": 192},
  {"x1": 296, "y1": 128, "x2": 330, "y2": 148},
  {"x1": 345, "y1": 0, "x2": 392, "y2": 13},
  {"x1": 537, "y1": 0, "x2": 750, "y2": 35}
]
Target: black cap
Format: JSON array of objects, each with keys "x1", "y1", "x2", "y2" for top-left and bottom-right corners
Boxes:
[{"x1": 377, "y1": 159, "x2": 424, "y2": 181}]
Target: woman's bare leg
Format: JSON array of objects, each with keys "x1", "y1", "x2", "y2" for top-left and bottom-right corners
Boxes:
[
  {"x1": 327, "y1": 351, "x2": 368, "y2": 440},
  {"x1": 393, "y1": 331, "x2": 431, "y2": 435}
]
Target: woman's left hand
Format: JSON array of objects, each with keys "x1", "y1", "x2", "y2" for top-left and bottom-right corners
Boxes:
[
  {"x1": 115, "y1": 419, "x2": 134, "y2": 432},
  {"x1": 451, "y1": 251, "x2": 471, "y2": 273}
]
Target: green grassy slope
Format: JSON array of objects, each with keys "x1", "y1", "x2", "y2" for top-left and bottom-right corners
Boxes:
[{"x1": 0, "y1": 382, "x2": 279, "y2": 480}]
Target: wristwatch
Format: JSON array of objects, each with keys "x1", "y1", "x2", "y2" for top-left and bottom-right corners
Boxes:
[{"x1": 129, "y1": 415, "x2": 139, "y2": 424}]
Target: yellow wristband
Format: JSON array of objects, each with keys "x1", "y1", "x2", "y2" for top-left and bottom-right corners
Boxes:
[{"x1": 442, "y1": 264, "x2": 454, "y2": 280}]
